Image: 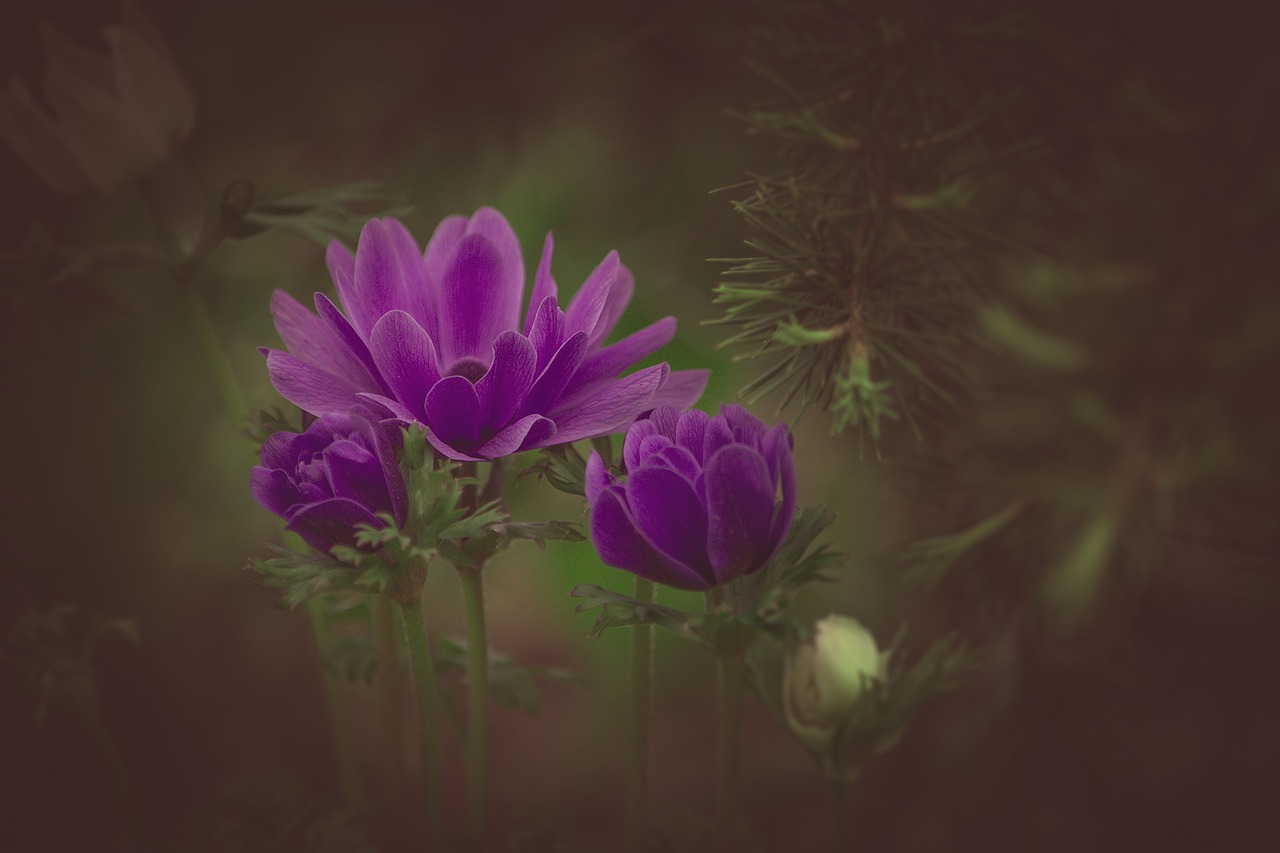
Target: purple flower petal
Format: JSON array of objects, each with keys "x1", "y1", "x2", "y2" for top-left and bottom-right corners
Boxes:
[
  {"x1": 260, "y1": 431, "x2": 299, "y2": 470},
  {"x1": 314, "y1": 293, "x2": 392, "y2": 397},
  {"x1": 250, "y1": 466, "x2": 300, "y2": 516},
  {"x1": 564, "y1": 251, "x2": 620, "y2": 343},
  {"x1": 584, "y1": 450, "x2": 610, "y2": 504},
  {"x1": 355, "y1": 393, "x2": 417, "y2": 422},
  {"x1": 675, "y1": 409, "x2": 711, "y2": 463},
  {"x1": 590, "y1": 262, "x2": 634, "y2": 348},
  {"x1": 562, "y1": 317, "x2": 676, "y2": 397},
  {"x1": 438, "y1": 234, "x2": 515, "y2": 366},
  {"x1": 720, "y1": 403, "x2": 768, "y2": 448},
  {"x1": 475, "y1": 331, "x2": 537, "y2": 432},
  {"x1": 704, "y1": 444, "x2": 778, "y2": 584},
  {"x1": 354, "y1": 412, "x2": 409, "y2": 527},
  {"x1": 476, "y1": 414, "x2": 555, "y2": 458},
  {"x1": 622, "y1": 419, "x2": 661, "y2": 472},
  {"x1": 424, "y1": 375, "x2": 480, "y2": 449},
  {"x1": 703, "y1": 414, "x2": 736, "y2": 462},
  {"x1": 520, "y1": 330, "x2": 588, "y2": 418},
  {"x1": 646, "y1": 369, "x2": 709, "y2": 412},
  {"x1": 549, "y1": 363, "x2": 668, "y2": 445},
  {"x1": 423, "y1": 214, "x2": 468, "y2": 287},
  {"x1": 368, "y1": 310, "x2": 441, "y2": 421},
  {"x1": 647, "y1": 407, "x2": 679, "y2": 440},
  {"x1": 464, "y1": 207, "x2": 525, "y2": 319},
  {"x1": 269, "y1": 290, "x2": 370, "y2": 389},
  {"x1": 590, "y1": 488, "x2": 712, "y2": 591},
  {"x1": 265, "y1": 349, "x2": 361, "y2": 415},
  {"x1": 636, "y1": 434, "x2": 675, "y2": 468},
  {"x1": 524, "y1": 232, "x2": 557, "y2": 336},
  {"x1": 528, "y1": 296, "x2": 566, "y2": 374},
  {"x1": 627, "y1": 465, "x2": 712, "y2": 580},
  {"x1": 323, "y1": 439, "x2": 392, "y2": 515},
  {"x1": 352, "y1": 219, "x2": 423, "y2": 338},
  {"x1": 652, "y1": 445, "x2": 702, "y2": 484},
  {"x1": 380, "y1": 218, "x2": 435, "y2": 334},
  {"x1": 286, "y1": 497, "x2": 384, "y2": 554},
  {"x1": 326, "y1": 240, "x2": 370, "y2": 335}
]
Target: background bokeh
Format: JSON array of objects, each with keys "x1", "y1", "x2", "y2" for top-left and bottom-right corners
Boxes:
[{"x1": 2, "y1": 1, "x2": 1276, "y2": 851}]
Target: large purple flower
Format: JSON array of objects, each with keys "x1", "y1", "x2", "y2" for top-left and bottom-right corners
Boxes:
[
  {"x1": 262, "y1": 208, "x2": 708, "y2": 461},
  {"x1": 585, "y1": 404, "x2": 797, "y2": 591},
  {"x1": 250, "y1": 411, "x2": 406, "y2": 554}
]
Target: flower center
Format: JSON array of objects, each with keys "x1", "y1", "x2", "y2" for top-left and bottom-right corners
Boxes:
[{"x1": 446, "y1": 357, "x2": 488, "y2": 384}]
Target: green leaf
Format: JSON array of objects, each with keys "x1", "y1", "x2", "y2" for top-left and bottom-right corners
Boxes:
[
  {"x1": 432, "y1": 636, "x2": 580, "y2": 718},
  {"x1": 568, "y1": 584, "x2": 706, "y2": 642}
]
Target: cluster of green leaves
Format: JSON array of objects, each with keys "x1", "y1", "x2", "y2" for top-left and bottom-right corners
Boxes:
[{"x1": 714, "y1": 0, "x2": 1043, "y2": 440}]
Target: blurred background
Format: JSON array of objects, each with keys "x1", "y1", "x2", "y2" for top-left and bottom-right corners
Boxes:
[{"x1": 1, "y1": 0, "x2": 1277, "y2": 850}]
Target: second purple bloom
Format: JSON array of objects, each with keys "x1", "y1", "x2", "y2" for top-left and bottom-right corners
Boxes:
[
  {"x1": 263, "y1": 208, "x2": 707, "y2": 461},
  {"x1": 586, "y1": 405, "x2": 797, "y2": 591}
]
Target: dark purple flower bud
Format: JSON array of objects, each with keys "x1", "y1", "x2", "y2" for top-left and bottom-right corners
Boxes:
[
  {"x1": 249, "y1": 410, "x2": 407, "y2": 555},
  {"x1": 585, "y1": 404, "x2": 797, "y2": 591},
  {"x1": 261, "y1": 209, "x2": 709, "y2": 461}
]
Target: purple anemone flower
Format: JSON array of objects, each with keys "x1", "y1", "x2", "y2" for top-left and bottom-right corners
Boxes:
[
  {"x1": 262, "y1": 208, "x2": 708, "y2": 461},
  {"x1": 250, "y1": 410, "x2": 406, "y2": 554},
  {"x1": 585, "y1": 404, "x2": 797, "y2": 591}
]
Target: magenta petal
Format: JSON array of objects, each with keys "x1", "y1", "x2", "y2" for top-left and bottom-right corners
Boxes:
[
  {"x1": 353, "y1": 412, "x2": 409, "y2": 527},
  {"x1": 549, "y1": 363, "x2": 668, "y2": 445},
  {"x1": 675, "y1": 409, "x2": 711, "y2": 463},
  {"x1": 528, "y1": 296, "x2": 566, "y2": 374},
  {"x1": 476, "y1": 414, "x2": 555, "y2": 458},
  {"x1": 250, "y1": 466, "x2": 300, "y2": 516},
  {"x1": 590, "y1": 488, "x2": 712, "y2": 591},
  {"x1": 353, "y1": 219, "x2": 418, "y2": 337},
  {"x1": 562, "y1": 317, "x2": 676, "y2": 397},
  {"x1": 622, "y1": 419, "x2": 660, "y2": 473},
  {"x1": 584, "y1": 451, "x2": 610, "y2": 504},
  {"x1": 265, "y1": 349, "x2": 360, "y2": 415},
  {"x1": 323, "y1": 439, "x2": 392, "y2": 515},
  {"x1": 368, "y1": 310, "x2": 441, "y2": 421},
  {"x1": 326, "y1": 240, "x2": 371, "y2": 336},
  {"x1": 355, "y1": 393, "x2": 417, "y2": 422},
  {"x1": 648, "y1": 407, "x2": 679, "y2": 439},
  {"x1": 381, "y1": 218, "x2": 435, "y2": 333},
  {"x1": 421, "y1": 428, "x2": 486, "y2": 462},
  {"x1": 314, "y1": 293, "x2": 392, "y2": 397},
  {"x1": 524, "y1": 232, "x2": 557, "y2": 336},
  {"x1": 476, "y1": 331, "x2": 537, "y2": 431},
  {"x1": 520, "y1": 330, "x2": 588, "y2": 418},
  {"x1": 423, "y1": 214, "x2": 468, "y2": 287},
  {"x1": 653, "y1": 445, "x2": 701, "y2": 483},
  {"x1": 564, "y1": 251, "x2": 620, "y2": 343},
  {"x1": 438, "y1": 234, "x2": 515, "y2": 365},
  {"x1": 647, "y1": 369, "x2": 709, "y2": 412},
  {"x1": 720, "y1": 403, "x2": 768, "y2": 447},
  {"x1": 269, "y1": 290, "x2": 370, "y2": 388},
  {"x1": 424, "y1": 375, "x2": 480, "y2": 448},
  {"x1": 704, "y1": 445, "x2": 777, "y2": 584},
  {"x1": 590, "y1": 262, "x2": 635, "y2": 348},
  {"x1": 627, "y1": 466, "x2": 712, "y2": 579},
  {"x1": 286, "y1": 497, "x2": 383, "y2": 554},
  {"x1": 703, "y1": 415, "x2": 736, "y2": 462},
  {"x1": 260, "y1": 431, "x2": 298, "y2": 469},
  {"x1": 464, "y1": 207, "x2": 525, "y2": 323}
]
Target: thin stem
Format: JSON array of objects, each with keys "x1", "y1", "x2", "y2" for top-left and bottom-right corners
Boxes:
[
  {"x1": 625, "y1": 576, "x2": 656, "y2": 852},
  {"x1": 712, "y1": 655, "x2": 746, "y2": 853},
  {"x1": 306, "y1": 597, "x2": 361, "y2": 809},
  {"x1": 399, "y1": 595, "x2": 443, "y2": 846},
  {"x1": 179, "y1": 280, "x2": 247, "y2": 422},
  {"x1": 831, "y1": 778, "x2": 853, "y2": 852},
  {"x1": 139, "y1": 171, "x2": 247, "y2": 425},
  {"x1": 372, "y1": 595, "x2": 404, "y2": 829},
  {"x1": 456, "y1": 563, "x2": 489, "y2": 846}
]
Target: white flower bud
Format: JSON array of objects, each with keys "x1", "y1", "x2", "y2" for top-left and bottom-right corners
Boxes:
[{"x1": 783, "y1": 614, "x2": 888, "y2": 756}]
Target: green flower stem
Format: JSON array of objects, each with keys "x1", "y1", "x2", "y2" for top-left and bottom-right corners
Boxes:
[
  {"x1": 179, "y1": 278, "x2": 247, "y2": 423},
  {"x1": 398, "y1": 594, "x2": 443, "y2": 845},
  {"x1": 832, "y1": 778, "x2": 853, "y2": 852},
  {"x1": 712, "y1": 654, "x2": 746, "y2": 853},
  {"x1": 456, "y1": 562, "x2": 489, "y2": 846},
  {"x1": 625, "y1": 576, "x2": 656, "y2": 851},
  {"x1": 139, "y1": 171, "x2": 246, "y2": 425},
  {"x1": 306, "y1": 597, "x2": 361, "y2": 809},
  {"x1": 372, "y1": 595, "x2": 404, "y2": 826}
]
